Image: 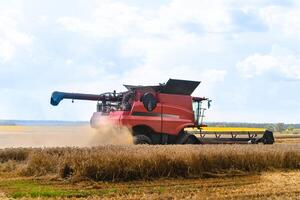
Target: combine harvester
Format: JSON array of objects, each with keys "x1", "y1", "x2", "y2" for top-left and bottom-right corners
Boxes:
[{"x1": 50, "y1": 79, "x2": 274, "y2": 145}]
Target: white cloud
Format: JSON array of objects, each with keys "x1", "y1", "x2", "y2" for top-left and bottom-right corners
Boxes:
[
  {"x1": 57, "y1": 0, "x2": 142, "y2": 38},
  {"x1": 156, "y1": 0, "x2": 232, "y2": 33},
  {"x1": 0, "y1": 10, "x2": 32, "y2": 62},
  {"x1": 57, "y1": 0, "x2": 234, "y2": 39},
  {"x1": 237, "y1": 45, "x2": 300, "y2": 80},
  {"x1": 65, "y1": 59, "x2": 73, "y2": 65},
  {"x1": 259, "y1": 3, "x2": 300, "y2": 37},
  {"x1": 0, "y1": 39, "x2": 14, "y2": 62}
]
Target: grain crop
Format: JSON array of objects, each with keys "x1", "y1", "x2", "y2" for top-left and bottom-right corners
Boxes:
[{"x1": 0, "y1": 144, "x2": 299, "y2": 181}]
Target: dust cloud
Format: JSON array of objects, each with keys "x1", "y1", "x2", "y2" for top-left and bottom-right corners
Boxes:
[
  {"x1": 88, "y1": 120, "x2": 133, "y2": 145},
  {"x1": 0, "y1": 123, "x2": 133, "y2": 148}
]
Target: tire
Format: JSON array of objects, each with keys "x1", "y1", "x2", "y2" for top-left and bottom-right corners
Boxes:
[
  {"x1": 262, "y1": 130, "x2": 275, "y2": 144},
  {"x1": 133, "y1": 135, "x2": 152, "y2": 144},
  {"x1": 177, "y1": 132, "x2": 200, "y2": 144},
  {"x1": 184, "y1": 135, "x2": 200, "y2": 144}
]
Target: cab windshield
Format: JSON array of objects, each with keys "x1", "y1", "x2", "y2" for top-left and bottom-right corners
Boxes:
[
  {"x1": 192, "y1": 98, "x2": 211, "y2": 126},
  {"x1": 193, "y1": 101, "x2": 201, "y2": 125}
]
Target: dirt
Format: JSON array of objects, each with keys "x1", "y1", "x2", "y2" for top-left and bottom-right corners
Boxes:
[
  {"x1": 0, "y1": 171, "x2": 299, "y2": 199},
  {"x1": 76, "y1": 171, "x2": 300, "y2": 199}
]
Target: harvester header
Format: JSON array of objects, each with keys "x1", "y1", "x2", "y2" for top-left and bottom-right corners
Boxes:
[{"x1": 50, "y1": 79, "x2": 274, "y2": 145}]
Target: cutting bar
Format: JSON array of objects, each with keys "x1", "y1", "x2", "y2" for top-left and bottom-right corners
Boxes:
[{"x1": 185, "y1": 127, "x2": 274, "y2": 144}]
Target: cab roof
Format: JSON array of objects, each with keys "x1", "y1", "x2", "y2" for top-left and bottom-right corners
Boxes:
[{"x1": 124, "y1": 79, "x2": 200, "y2": 96}]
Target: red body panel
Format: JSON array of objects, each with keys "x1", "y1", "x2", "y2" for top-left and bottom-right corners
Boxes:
[
  {"x1": 159, "y1": 93, "x2": 194, "y2": 134},
  {"x1": 90, "y1": 93, "x2": 195, "y2": 135},
  {"x1": 122, "y1": 102, "x2": 162, "y2": 133}
]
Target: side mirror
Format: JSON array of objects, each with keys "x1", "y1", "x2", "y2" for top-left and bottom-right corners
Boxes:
[{"x1": 208, "y1": 100, "x2": 212, "y2": 109}]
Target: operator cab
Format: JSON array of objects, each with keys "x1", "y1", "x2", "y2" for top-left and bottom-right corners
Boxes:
[{"x1": 192, "y1": 97, "x2": 211, "y2": 126}]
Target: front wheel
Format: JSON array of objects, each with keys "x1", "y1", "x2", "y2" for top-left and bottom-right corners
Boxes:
[
  {"x1": 184, "y1": 134, "x2": 201, "y2": 144},
  {"x1": 133, "y1": 135, "x2": 152, "y2": 144},
  {"x1": 177, "y1": 132, "x2": 201, "y2": 144}
]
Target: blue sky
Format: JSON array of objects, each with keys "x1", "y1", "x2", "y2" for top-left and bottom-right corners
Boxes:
[{"x1": 0, "y1": 0, "x2": 300, "y2": 123}]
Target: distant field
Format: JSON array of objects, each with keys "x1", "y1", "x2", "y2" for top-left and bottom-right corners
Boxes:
[
  {"x1": 274, "y1": 132, "x2": 300, "y2": 144},
  {"x1": 0, "y1": 125, "x2": 299, "y2": 148},
  {"x1": 0, "y1": 126, "x2": 31, "y2": 132}
]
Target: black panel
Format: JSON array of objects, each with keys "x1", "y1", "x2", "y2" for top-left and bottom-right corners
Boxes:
[
  {"x1": 161, "y1": 79, "x2": 200, "y2": 95},
  {"x1": 123, "y1": 79, "x2": 200, "y2": 95},
  {"x1": 132, "y1": 112, "x2": 161, "y2": 116},
  {"x1": 123, "y1": 85, "x2": 162, "y2": 92}
]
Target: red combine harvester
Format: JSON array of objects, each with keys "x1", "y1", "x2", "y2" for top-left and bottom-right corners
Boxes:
[{"x1": 50, "y1": 79, "x2": 274, "y2": 144}]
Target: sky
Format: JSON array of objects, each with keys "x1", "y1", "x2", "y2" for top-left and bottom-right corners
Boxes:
[{"x1": 0, "y1": 0, "x2": 300, "y2": 123}]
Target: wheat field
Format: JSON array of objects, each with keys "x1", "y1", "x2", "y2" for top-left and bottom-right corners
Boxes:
[{"x1": 0, "y1": 144, "x2": 298, "y2": 181}]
